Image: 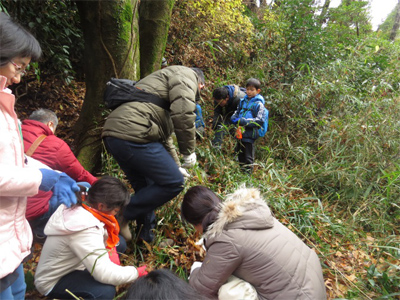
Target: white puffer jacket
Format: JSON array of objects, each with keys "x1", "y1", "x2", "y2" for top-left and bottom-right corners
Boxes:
[{"x1": 35, "y1": 204, "x2": 139, "y2": 296}]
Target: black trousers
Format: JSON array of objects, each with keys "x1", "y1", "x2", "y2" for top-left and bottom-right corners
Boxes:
[{"x1": 236, "y1": 141, "x2": 255, "y2": 173}]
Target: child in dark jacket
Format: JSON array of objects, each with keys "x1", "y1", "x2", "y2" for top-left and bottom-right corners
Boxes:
[{"x1": 231, "y1": 78, "x2": 268, "y2": 173}]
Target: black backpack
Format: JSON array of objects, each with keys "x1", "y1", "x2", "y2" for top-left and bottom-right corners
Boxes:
[{"x1": 104, "y1": 78, "x2": 170, "y2": 110}]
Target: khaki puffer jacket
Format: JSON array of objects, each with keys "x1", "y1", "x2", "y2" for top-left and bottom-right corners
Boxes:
[
  {"x1": 102, "y1": 66, "x2": 199, "y2": 162},
  {"x1": 189, "y1": 187, "x2": 327, "y2": 300}
]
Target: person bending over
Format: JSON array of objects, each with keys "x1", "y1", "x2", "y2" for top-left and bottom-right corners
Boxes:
[
  {"x1": 102, "y1": 66, "x2": 205, "y2": 243},
  {"x1": 212, "y1": 84, "x2": 245, "y2": 147},
  {"x1": 22, "y1": 108, "x2": 98, "y2": 243},
  {"x1": 182, "y1": 185, "x2": 327, "y2": 300}
]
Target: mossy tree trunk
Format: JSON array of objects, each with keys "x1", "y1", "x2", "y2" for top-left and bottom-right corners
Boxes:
[
  {"x1": 139, "y1": 0, "x2": 175, "y2": 77},
  {"x1": 389, "y1": 0, "x2": 400, "y2": 41},
  {"x1": 73, "y1": 0, "x2": 140, "y2": 174}
]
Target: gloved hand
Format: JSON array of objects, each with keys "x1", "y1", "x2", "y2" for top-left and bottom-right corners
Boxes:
[
  {"x1": 239, "y1": 117, "x2": 248, "y2": 125},
  {"x1": 39, "y1": 169, "x2": 61, "y2": 192},
  {"x1": 137, "y1": 265, "x2": 148, "y2": 277},
  {"x1": 182, "y1": 153, "x2": 197, "y2": 168},
  {"x1": 231, "y1": 117, "x2": 239, "y2": 123},
  {"x1": 50, "y1": 173, "x2": 80, "y2": 210},
  {"x1": 179, "y1": 167, "x2": 191, "y2": 178}
]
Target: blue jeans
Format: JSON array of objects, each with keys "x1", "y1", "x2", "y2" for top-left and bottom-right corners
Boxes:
[
  {"x1": 103, "y1": 137, "x2": 184, "y2": 238},
  {"x1": 0, "y1": 264, "x2": 26, "y2": 300},
  {"x1": 47, "y1": 270, "x2": 115, "y2": 300}
]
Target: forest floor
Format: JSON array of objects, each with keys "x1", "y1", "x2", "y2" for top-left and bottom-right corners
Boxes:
[{"x1": 16, "y1": 78, "x2": 399, "y2": 300}]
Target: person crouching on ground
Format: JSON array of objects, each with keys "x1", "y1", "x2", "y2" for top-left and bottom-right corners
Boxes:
[
  {"x1": 34, "y1": 176, "x2": 148, "y2": 300},
  {"x1": 181, "y1": 185, "x2": 327, "y2": 300}
]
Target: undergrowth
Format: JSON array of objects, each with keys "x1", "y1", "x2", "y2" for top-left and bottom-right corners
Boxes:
[{"x1": 100, "y1": 34, "x2": 400, "y2": 299}]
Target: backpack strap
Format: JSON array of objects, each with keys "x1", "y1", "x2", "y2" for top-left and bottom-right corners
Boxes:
[
  {"x1": 248, "y1": 100, "x2": 263, "y2": 118},
  {"x1": 25, "y1": 135, "x2": 46, "y2": 157},
  {"x1": 105, "y1": 78, "x2": 170, "y2": 110}
]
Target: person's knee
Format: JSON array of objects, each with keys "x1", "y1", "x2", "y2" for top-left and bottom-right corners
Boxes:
[
  {"x1": 95, "y1": 285, "x2": 116, "y2": 299},
  {"x1": 103, "y1": 285, "x2": 116, "y2": 299},
  {"x1": 159, "y1": 177, "x2": 184, "y2": 204},
  {"x1": 80, "y1": 285, "x2": 116, "y2": 300},
  {"x1": 168, "y1": 176, "x2": 184, "y2": 196}
]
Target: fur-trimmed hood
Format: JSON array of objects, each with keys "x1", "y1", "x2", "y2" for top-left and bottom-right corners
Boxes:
[{"x1": 204, "y1": 187, "x2": 274, "y2": 239}]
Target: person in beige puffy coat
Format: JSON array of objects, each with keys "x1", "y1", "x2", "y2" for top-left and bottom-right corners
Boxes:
[
  {"x1": 181, "y1": 186, "x2": 327, "y2": 300},
  {"x1": 102, "y1": 66, "x2": 204, "y2": 243}
]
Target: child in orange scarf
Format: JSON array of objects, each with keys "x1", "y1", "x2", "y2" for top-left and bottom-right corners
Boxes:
[{"x1": 35, "y1": 176, "x2": 147, "y2": 300}]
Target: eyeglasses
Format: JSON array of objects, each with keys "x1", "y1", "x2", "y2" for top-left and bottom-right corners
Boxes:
[{"x1": 10, "y1": 60, "x2": 27, "y2": 77}]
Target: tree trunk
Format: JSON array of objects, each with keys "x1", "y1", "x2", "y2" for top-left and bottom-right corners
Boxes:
[
  {"x1": 389, "y1": 0, "x2": 400, "y2": 41},
  {"x1": 139, "y1": 0, "x2": 174, "y2": 77},
  {"x1": 244, "y1": 0, "x2": 259, "y2": 13},
  {"x1": 319, "y1": 0, "x2": 330, "y2": 24},
  {"x1": 74, "y1": 0, "x2": 140, "y2": 174}
]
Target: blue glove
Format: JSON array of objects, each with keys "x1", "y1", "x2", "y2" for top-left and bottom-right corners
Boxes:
[
  {"x1": 50, "y1": 173, "x2": 80, "y2": 211},
  {"x1": 239, "y1": 117, "x2": 247, "y2": 125},
  {"x1": 231, "y1": 117, "x2": 239, "y2": 123},
  {"x1": 39, "y1": 169, "x2": 61, "y2": 192}
]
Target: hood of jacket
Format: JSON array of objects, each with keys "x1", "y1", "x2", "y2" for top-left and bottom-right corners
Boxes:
[
  {"x1": 45, "y1": 205, "x2": 103, "y2": 236},
  {"x1": 226, "y1": 85, "x2": 245, "y2": 109},
  {"x1": 204, "y1": 187, "x2": 274, "y2": 240}
]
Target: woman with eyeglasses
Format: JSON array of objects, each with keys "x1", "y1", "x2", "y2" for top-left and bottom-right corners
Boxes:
[{"x1": 0, "y1": 12, "x2": 49, "y2": 300}]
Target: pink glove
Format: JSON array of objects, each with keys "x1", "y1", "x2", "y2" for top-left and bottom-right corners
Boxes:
[{"x1": 137, "y1": 265, "x2": 148, "y2": 277}]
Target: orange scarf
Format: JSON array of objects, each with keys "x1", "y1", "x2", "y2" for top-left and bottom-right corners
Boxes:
[{"x1": 82, "y1": 203, "x2": 120, "y2": 248}]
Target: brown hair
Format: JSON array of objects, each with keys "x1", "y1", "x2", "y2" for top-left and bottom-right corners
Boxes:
[
  {"x1": 181, "y1": 186, "x2": 221, "y2": 232},
  {"x1": 78, "y1": 176, "x2": 130, "y2": 210}
]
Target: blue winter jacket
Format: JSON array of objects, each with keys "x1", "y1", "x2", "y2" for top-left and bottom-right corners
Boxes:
[
  {"x1": 231, "y1": 94, "x2": 267, "y2": 143},
  {"x1": 195, "y1": 104, "x2": 205, "y2": 129}
]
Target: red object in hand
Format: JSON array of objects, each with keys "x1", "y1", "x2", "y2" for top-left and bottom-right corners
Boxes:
[
  {"x1": 137, "y1": 265, "x2": 148, "y2": 277},
  {"x1": 236, "y1": 126, "x2": 243, "y2": 139}
]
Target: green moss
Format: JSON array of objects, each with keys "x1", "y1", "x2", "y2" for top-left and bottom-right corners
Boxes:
[
  {"x1": 122, "y1": 1, "x2": 133, "y2": 22},
  {"x1": 77, "y1": 139, "x2": 102, "y2": 172},
  {"x1": 118, "y1": 1, "x2": 138, "y2": 44}
]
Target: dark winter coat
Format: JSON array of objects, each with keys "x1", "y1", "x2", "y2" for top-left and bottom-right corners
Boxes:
[
  {"x1": 189, "y1": 187, "x2": 327, "y2": 300},
  {"x1": 212, "y1": 84, "x2": 245, "y2": 129}
]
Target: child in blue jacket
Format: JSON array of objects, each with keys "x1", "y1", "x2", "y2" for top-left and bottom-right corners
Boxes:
[{"x1": 231, "y1": 78, "x2": 268, "y2": 173}]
